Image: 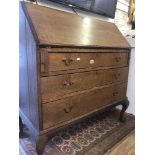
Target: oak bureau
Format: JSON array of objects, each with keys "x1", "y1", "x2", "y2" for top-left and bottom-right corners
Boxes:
[{"x1": 19, "y1": 2, "x2": 131, "y2": 155}]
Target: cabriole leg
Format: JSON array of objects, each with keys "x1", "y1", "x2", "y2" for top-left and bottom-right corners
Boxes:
[{"x1": 120, "y1": 99, "x2": 129, "y2": 122}]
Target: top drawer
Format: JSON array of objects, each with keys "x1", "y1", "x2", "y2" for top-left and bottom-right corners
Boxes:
[{"x1": 40, "y1": 51, "x2": 129, "y2": 73}]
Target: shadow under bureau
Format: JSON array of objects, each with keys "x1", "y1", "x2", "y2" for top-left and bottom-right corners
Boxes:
[{"x1": 19, "y1": 2, "x2": 131, "y2": 155}]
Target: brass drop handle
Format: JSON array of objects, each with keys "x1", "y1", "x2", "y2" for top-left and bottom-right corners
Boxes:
[
  {"x1": 115, "y1": 57, "x2": 121, "y2": 62},
  {"x1": 62, "y1": 58, "x2": 73, "y2": 66},
  {"x1": 63, "y1": 81, "x2": 74, "y2": 87},
  {"x1": 64, "y1": 106, "x2": 72, "y2": 113},
  {"x1": 113, "y1": 73, "x2": 121, "y2": 79},
  {"x1": 113, "y1": 91, "x2": 118, "y2": 96}
]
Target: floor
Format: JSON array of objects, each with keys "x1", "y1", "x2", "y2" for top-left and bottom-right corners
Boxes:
[
  {"x1": 19, "y1": 110, "x2": 135, "y2": 155},
  {"x1": 19, "y1": 131, "x2": 135, "y2": 155},
  {"x1": 106, "y1": 131, "x2": 135, "y2": 155}
]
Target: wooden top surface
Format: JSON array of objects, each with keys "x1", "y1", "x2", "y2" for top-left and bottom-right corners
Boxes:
[{"x1": 22, "y1": 2, "x2": 130, "y2": 49}]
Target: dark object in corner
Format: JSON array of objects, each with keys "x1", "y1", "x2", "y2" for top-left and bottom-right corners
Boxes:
[
  {"x1": 48, "y1": 0, "x2": 118, "y2": 18},
  {"x1": 131, "y1": 21, "x2": 135, "y2": 30}
]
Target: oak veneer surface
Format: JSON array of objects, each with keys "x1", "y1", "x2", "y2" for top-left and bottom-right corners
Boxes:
[
  {"x1": 43, "y1": 83, "x2": 127, "y2": 129},
  {"x1": 20, "y1": 2, "x2": 130, "y2": 155},
  {"x1": 43, "y1": 52, "x2": 129, "y2": 72},
  {"x1": 22, "y1": 2, "x2": 130, "y2": 48},
  {"x1": 41, "y1": 67, "x2": 128, "y2": 103}
]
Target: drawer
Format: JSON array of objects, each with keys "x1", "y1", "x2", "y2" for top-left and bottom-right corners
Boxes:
[
  {"x1": 42, "y1": 83, "x2": 127, "y2": 129},
  {"x1": 41, "y1": 67, "x2": 128, "y2": 103},
  {"x1": 41, "y1": 52, "x2": 129, "y2": 73}
]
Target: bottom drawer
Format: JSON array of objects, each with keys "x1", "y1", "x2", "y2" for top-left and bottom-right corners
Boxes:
[{"x1": 42, "y1": 83, "x2": 127, "y2": 129}]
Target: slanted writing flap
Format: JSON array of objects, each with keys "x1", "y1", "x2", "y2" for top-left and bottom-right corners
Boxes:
[{"x1": 21, "y1": 2, "x2": 130, "y2": 49}]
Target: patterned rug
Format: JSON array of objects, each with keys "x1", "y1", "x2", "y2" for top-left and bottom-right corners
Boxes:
[{"x1": 19, "y1": 109, "x2": 135, "y2": 155}]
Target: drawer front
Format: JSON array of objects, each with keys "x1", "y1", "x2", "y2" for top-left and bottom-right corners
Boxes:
[
  {"x1": 41, "y1": 67, "x2": 128, "y2": 103},
  {"x1": 42, "y1": 83, "x2": 127, "y2": 129},
  {"x1": 41, "y1": 52, "x2": 129, "y2": 73}
]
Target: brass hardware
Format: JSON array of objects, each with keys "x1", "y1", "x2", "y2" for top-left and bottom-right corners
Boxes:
[
  {"x1": 63, "y1": 81, "x2": 70, "y2": 86},
  {"x1": 115, "y1": 57, "x2": 121, "y2": 62},
  {"x1": 114, "y1": 74, "x2": 118, "y2": 79},
  {"x1": 95, "y1": 71, "x2": 99, "y2": 75},
  {"x1": 62, "y1": 58, "x2": 73, "y2": 66},
  {"x1": 64, "y1": 106, "x2": 72, "y2": 113},
  {"x1": 114, "y1": 73, "x2": 121, "y2": 79},
  {"x1": 63, "y1": 81, "x2": 73, "y2": 87},
  {"x1": 113, "y1": 91, "x2": 118, "y2": 96}
]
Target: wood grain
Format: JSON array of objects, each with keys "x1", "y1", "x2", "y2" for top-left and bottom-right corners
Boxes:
[
  {"x1": 40, "y1": 51, "x2": 129, "y2": 73},
  {"x1": 41, "y1": 67, "x2": 128, "y2": 103},
  {"x1": 22, "y1": 2, "x2": 130, "y2": 48},
  {"x1": 19, "y1": 2, "x2": 131, "y2": 155},
  {"x1": 42, "y1": 83, "x2": 127, "y2": 129},
  {"x1": 19, "y1": 3, "x2": 40, "y2": 132}
]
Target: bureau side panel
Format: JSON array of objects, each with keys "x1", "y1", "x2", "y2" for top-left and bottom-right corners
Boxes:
[
  {"x1": 19, "y1": 4, "x2": 40, "y2": 132},
  {"x1": 26, "y1": 18, "x2": 40, "y2": 131},
  {"x1": 19, "y1": 3, "x2": 30, "y2": 120}
]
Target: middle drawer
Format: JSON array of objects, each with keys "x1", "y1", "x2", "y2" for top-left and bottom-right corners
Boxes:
[{"x1": 41, "y1": 67, "x2": 128, "y2": 103}]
